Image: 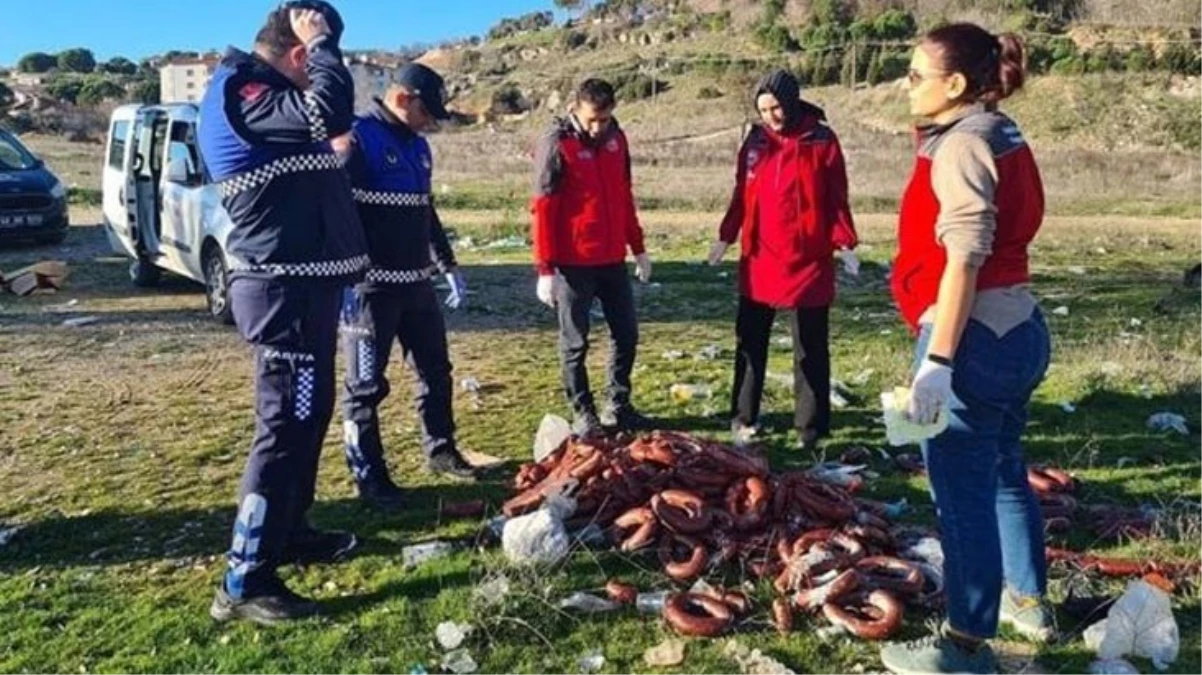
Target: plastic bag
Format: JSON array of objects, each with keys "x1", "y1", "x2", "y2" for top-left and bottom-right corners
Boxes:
[
  {"x1": 501, "y1": 504, "x2": 571, "y2": 565},
  {"x1": 1097, "y1": 580, "x2": 1179, "y2": 669},
  {"x1": 533, "y1": 414, "x2": 572, "y2": 462},
  {"x1": 557, "y1": 592, "x2": 618, "y2": 613},
  {"x1": 1089, "y1": 658, "x2": 1141, "y2": 674},
  {"x1": 881, "y1": 387, "x2": 949, "y2": 446}
]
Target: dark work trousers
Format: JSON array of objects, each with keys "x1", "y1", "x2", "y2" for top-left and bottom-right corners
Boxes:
[
  {"x1": 731, "y1": 296, "x2": 831, "y2": 439},
  {"x1": 341, "y1": 281, "x2": 455, "y2": 486},
  {"x1": 224, "y1": 277, "x2": 341, "y2": 599},
  {"x1": 554, "y1": 263, "x2": 639, "y2": 415}
]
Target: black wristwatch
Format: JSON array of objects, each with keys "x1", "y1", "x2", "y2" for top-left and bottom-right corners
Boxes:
[{"x1": 926, "y1": 353, "x2": 954, "y2": 368}]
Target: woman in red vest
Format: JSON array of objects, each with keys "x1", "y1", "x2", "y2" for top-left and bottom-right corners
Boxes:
[
  {"x1": 878, "y1": 24, "x2": 1052, "y2": 675},
  {"x1": 708, "y1": 69, "x2": 858, "y2": 450}
]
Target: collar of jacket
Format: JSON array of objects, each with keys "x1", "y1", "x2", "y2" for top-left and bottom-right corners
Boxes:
[
  {"x1": 222, "y1": 47, "x2": 292, "y2": 88},
  {"x1": 365, "y1": 98, "x2": 416, "y2": 140},
  {"x1": 914, "y1": 102, "x2": 989, "y2": 143},
  {"x1": 564, "y1": 113, "x2": 621, "y2": 146},
  {"x1": 758, "y1": 104, "x2": 826, "y2": 142}
]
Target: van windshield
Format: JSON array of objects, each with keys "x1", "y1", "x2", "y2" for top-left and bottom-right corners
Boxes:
[{"x1": 0, "y1": 131, "x2": 38, "y2": 171}]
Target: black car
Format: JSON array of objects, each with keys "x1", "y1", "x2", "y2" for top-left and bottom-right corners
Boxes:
[{"x1": 0, "y1": 128, "x2": 69, "y2": 245}]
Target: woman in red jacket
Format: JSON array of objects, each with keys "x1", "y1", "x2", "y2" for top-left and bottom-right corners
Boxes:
[
  {"x1": 709, "y1": 69, "x2": 858, "y2": 450},
  {"x1": 878, "y1": 24, "x2": 1051, "y2": 675}
]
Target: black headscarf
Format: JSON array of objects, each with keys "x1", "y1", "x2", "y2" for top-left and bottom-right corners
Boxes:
[{"x1": 753, "y1": 69, "x2": 825, "y2": 131}]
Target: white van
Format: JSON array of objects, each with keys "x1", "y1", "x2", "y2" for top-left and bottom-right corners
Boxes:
[{"x1": 102, "y1": 104, "x2": 236, "y2": 323}]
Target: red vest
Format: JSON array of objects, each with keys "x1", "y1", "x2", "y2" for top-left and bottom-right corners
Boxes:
[
  {"x1": 892, "y1": 111, "x2": 1045, "y2": 330},
  {"x1": 530, "y1": 120, "x2": 644, "y2": 271}
]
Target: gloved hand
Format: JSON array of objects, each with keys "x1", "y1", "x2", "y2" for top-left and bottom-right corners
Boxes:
[
  {"x1": 907, "y1": 357, "x2": 954, "y2": 425},
  {"x1": 444, "y1": 270, "x2": 467, "y2": 310},
  {"x1": 708, "y1": 241, "x2": 729, "y2": 266},
  {"x1": 536, "y1": 274, "x2": 557, "y2": 308},
  {"x1": 837, "y1": 248, "x2": 860, "y2": 276},
  {"x1": 635, "y1": 253, "x2": 652, "y2": 283}
]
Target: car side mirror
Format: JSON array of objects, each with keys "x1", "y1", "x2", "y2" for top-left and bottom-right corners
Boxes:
[{"x1": 166, "y1": 157, "x2": 190, "y2": 185}]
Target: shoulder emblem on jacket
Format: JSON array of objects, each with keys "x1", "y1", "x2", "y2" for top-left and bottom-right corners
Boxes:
[{"x1": 238, "y1": 81, "x2": 269, "y2": 103}]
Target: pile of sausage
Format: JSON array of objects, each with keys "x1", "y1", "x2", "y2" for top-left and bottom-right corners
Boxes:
[{"x1": 503, "y1": 431, "x2": 934, "y2": 640}]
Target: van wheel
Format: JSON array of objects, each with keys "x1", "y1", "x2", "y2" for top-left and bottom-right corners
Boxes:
[
  {"x1": 203, "y1": 245, "x2": 234, "y2": 325},
  {"x1": 129, "y1": 256, "x2": 161, "y2": 287}
]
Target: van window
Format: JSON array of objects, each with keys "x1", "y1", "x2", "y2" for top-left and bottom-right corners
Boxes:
[
  {"x1": 167, "y1": 120, "x2": 202, "y2": 178},
  {"x1": 107, "y1": 120, "x2": 130, "y2": 170}
]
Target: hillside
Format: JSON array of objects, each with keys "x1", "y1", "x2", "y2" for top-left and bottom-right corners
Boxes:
[{"x1": 392, "y1": 1, "x2": 1199, "y2": 218}]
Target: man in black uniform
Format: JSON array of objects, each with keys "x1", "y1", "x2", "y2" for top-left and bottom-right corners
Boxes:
[
  {"x1": 339, "y1": 63, "x2": 477, "y2": 510},
  {"x1": 198, "y1": 1, "x2": 366, "y2": 624}
]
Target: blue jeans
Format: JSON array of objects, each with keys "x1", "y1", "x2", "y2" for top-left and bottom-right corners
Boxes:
[{"x1": 915, "y1": 310, "x2": 1051, "y2": 638}]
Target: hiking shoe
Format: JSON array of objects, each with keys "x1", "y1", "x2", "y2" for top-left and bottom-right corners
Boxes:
[
  {"x1": 425, "y1": 449, "x2": 478, "y2": 481},
  {"x1": 731, "y1": 419, "x2": 760, "y2": 447},
  {"x1": 796, "y1": 429, "x2": 823, "y2": 452},
  {"x1": 999, "y1": 588, "x2": 1056, "y2": 643},
  {"x1": 210, "y1": 579, "x2": 319, "y2": 625},
  {"x1": 879, "y1": 631, "x2": 998, "y2": 675},
  {"x1": 601, "y1": 404, "x2": 653, "y2": 431},
  {"x1": 281, "y1": 527, "x2": 358, "y2": 564},
  {"x1": 571, "y1": 409, "x2": 604, "y2": 439},
  {"x1": 357, "y1": 477, "x2": 407, "y2": 511}
]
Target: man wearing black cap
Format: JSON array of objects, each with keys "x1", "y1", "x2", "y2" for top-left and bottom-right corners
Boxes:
[
  {"x1": 199, "y1": 1, "x2": 365, "y2": 624},
  {"x1": 338, "y1": 62, "x2": 477, "y2": 509}
]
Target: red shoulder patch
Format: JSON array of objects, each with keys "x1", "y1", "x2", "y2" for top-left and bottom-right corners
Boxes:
[{"x1": 238, "y1": 81, "x2": 269, "y2": 103}]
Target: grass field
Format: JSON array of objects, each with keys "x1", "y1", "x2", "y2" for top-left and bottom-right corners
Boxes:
[{"x1": 1, "y1": 195, "x2": 1198, "y2": 672}]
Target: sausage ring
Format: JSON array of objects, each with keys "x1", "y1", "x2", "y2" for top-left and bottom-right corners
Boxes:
[
  {"x1": 725, "y1": 476, "x2": 770, "y2": 530},
  {"x1": 702, "y1": 443, "x2": 768, "y2": 477},
  {"x1": 822, "y1": 589, "x2": 905, "y2": 640},
  {"x1": 772, "y1": 597, "x2": 794, "y2": 634},
  {"x1": 1027, "y1": 466, "x2": 1075, "y2": 494},
  {"x1": 605, "y1": 579, "x2": 638, "y2": 605},
  {"x1": 609, "y1": 506, "x2": 659, "y2": 552},
  {"x1": 1038, "y1": 492, "x2": 1078, "y2": 519},
  {"x1": 663, "y1": 592, "x2": 733, "y2": 637},
  {"x1": 658, "y1": 533, "x2": 707, "y2": 581},
  {"x1": 854, "y1": 556, "x2": 924, "y2": 597},
  {"x1": 650, "y1": 489, "x2": 714, "y2": 534},
  {"x1": 628, "y1": 437, "x2": 678, "y2": 467},
  {"x1": 795, "y1": 568, "x2": 861, "y2": 611},
  {"x1": 793, "y1": 481, "x2": 856, "y2": 523}
]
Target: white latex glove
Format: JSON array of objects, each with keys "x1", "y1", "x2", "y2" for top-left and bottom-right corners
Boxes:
[
  {"x1": 444, "y1": 270, "x2": 467, "y2": 310},
  {"x1": 837, "y1": 248, "x2": 860, "y2": 276},
  {"x1": 536, "y1": 274, "x2": 557, "y2": 308},
  {"x1": 635, "y1": 253, "x2": 652, "y2": 283},
  {"x1": 907, "y1": 358, "x2": 954, "y2": 425},
  {"x1": 708, "y1": 241, "x2": 729, "y2": 266}
]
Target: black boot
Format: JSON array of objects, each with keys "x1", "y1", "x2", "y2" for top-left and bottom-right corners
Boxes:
[
  {"x1": 210, "y1": 576, "x2": 319, "y2": 625},
  {"x1": 357, "y1": 476, "x2": 407, "y2": 511}
]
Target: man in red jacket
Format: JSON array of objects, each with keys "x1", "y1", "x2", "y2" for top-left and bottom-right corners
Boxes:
[{"x1": 530, "y1": 78, "x2": 652, "y2": 437}]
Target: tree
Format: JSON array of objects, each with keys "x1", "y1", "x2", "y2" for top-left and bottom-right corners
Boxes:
[
  {"x1": 17, "y1": 51, "x2": 57, "y2": 73},
  {"x1": 57, "y1": 48, "x2": 97, "y2": 73},
  {"x1": 131, "y1": 79, "x2": 160, "y2": 105},
  {"x1": 100, "y1": 57, "x2": 138, "y2": 75},
  {"x1": 45, "y1": 76, "x2": 85, "y2": 104},
  {"x1": 77, "y1": 76, "x2": 125, "y2": 105}
]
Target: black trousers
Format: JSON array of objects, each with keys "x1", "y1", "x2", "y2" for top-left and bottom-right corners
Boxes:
[
  {"x1": 341, "y1": 281, "x2": 455, "y2": 485},
  {"x1": 554, "y1": 264, "x2": 639, "y2": 415},
  {"x1": 731, "y1": 296, "x2": 831, "y2": 439},
  {"x1": 224, "y1": 277, "x2": 341, "y2": 598}
]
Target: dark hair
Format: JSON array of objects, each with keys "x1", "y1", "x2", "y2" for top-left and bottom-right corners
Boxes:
[
  {"x1": 254, "y1": 8, "x2": 301, "y2": 59},
  {"x1": 575, "y1": 78, "x2": 616, "y2": 109},
  {"x1": 921, "y1": 23, "x2": 1026, "y2": 105}
]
